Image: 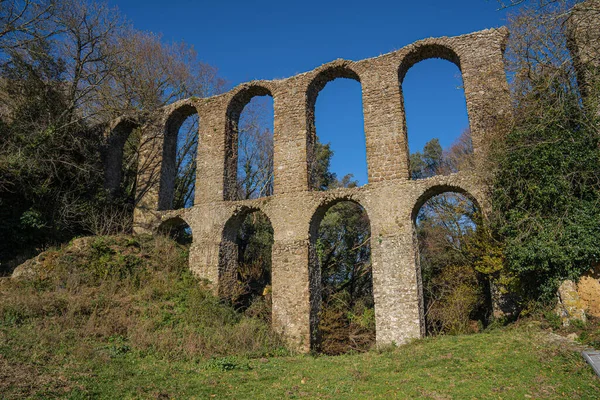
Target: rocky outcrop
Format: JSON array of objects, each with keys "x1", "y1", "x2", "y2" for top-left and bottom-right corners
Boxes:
[
  {"x1": 11, "y1": 237, "x2": 95, "y2": 280},
  {"x1": 555, "y1": 280, "x2": 587, "y2": 326},
  {"x1": 578, "y1": 264, "x2": 600, "y2": 318}
]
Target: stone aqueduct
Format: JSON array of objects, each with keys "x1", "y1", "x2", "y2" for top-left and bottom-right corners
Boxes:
[{"x1": 105, "y1": 28, "x2": 513, "y2": 351}]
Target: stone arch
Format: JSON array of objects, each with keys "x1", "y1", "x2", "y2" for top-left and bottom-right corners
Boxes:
[
  {"x1": 158, "y1": 103, "x2": 200, "y2": 211},
  {"x1": 104, "y1": 117, "x2": 142, "y2": 196},
  {"x1": 156, "y1": 215, "x2": 193, "y2": 246},
  {"x1": 411, "y1": 183, "x2": 481, "y2": 223},
  {"x1": 397, "y1": 44, "x2": 472, "y2": 179},
  {"x1": 398, "y1": 43, "x2": 462, "y2": 84},
  {"x1": 224, "y1": 84, "x2": 274, "y2": 201},
  {"x1": 308, "y1": 194, "x2": 368, "y2": 238},
  {"x1": 410, "y1": 183, "x2": 487, "y2": 336},
  {"x1": 307, "y1": 195, "x2": 373, "y2": 351},
  {"x1": 306, "y1": 64, "x2": 361, "y2": 110},
  {"x1": 218, "y1": 205, "x2": 274, "y2": 309},
  {"x1": 305, "y1": 64, "x2": 363, "y2": 190}
]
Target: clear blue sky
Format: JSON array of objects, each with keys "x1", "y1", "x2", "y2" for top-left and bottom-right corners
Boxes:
[{"x1": 109, "y1": 0, "x2": 512, "y2": 186}]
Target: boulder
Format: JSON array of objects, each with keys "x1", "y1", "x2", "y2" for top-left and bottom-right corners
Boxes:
[
  {"x1": 10, "y1": 256, "x2": 42, "y2": 280},
  {"x1": 555, "y1": 280, "x2": 587, "y2": 326},
  {"x1": 577, "y1": 264, "x2": 600, "y2": 318},
  {"x1": 11, "y1": 236, "x2": 95, "y2": 280}
]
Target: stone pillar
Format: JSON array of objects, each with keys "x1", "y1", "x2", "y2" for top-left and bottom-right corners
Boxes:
[
  {"x1": 459, "y1": 28, "x2": 512, "y2": 164},
  {"x1": 195, "y1": 100, "x2": 228, "y2": 204},
  {"x1": 567, "y1": 0, "x2": 600, "y2": 111},
  {"x1": 271, "y1": 238, "x2": 312, "y2": 352},
  {"x1": 218, "y1": 231, "x2": 240, "y2": 300},
  {"x1": 189, "y1": 239, "x2": 220, "y2": 285},
  {"x1": 133, "y1": 118, "x2": 165, "y2": 234},
  {"x1": 272, "y1": 82, "x2": 310, "y2": 194},
  {"x1": 371, "y1": 224, "x2": 423, "y2": 346},
  {"x1": 361, "y1": 62, "x2": 410, "y2": 182}
]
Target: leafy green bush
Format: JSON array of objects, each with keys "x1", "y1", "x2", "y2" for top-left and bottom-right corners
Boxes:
[{"x1": 493, "y1": 83, "x2": 600, "y2": 301}]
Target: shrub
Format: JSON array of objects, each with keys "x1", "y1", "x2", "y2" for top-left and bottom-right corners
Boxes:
[
  {"x1": 425, "y1": 265, "x2": 486, "y2": 335},
  {"x1": 317, "y1": 291, "x2": 375, "y2": 355}
]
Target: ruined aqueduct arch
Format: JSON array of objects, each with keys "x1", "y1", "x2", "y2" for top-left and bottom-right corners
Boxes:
[{"x1": 104, "y1": 28, "x2": 516, "y2": 352}]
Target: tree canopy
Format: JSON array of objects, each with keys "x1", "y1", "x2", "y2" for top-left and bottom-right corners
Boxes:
[{"x1": 0, "y1": 0, "x2": 224, "y2": 272}]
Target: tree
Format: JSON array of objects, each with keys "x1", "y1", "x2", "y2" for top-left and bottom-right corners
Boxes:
[
  {"x1": 410, "y1": 138, "x2": 443, "y2": 179},
  {"x1": 492, "y1": 0, "x2": 600, "y2": 301},
  {"x1": 493, "y1": 78, "x2": 600, "y2": 300},
  {"x1": 97, "y1": 28, "x2": 223, "y2": 119},
  {"x1": 416, "y1": 190, "x2": 492, "y2": 334},
  {"x1": 0, "y1": 0, "x2": 225, "y2": 272},
  {"x1": 0, "y1": 37, "x2": 104, "y2": 269},
  {"x1": 232, "y1": 210, "x2": 274, "y2": 320},
  {"x1": 315, "y1": 179, "x2": 374, "y2": 354},
  {"x1": 172, "y1": 115, "x2": 199, "y2": 209},
  {"x1": 410, "y1": 132, "x2": 473, "y2": 179},
  {"x1": 0, "y1": 0, "x2": 55, "y2": 53},
  {"x1": 311, "y1": 139, "x2": 336, "y2": 191}
]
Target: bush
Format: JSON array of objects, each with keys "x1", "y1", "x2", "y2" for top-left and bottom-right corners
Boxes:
[
  {"x1": 425, "y1": 265, "x2": 486, "y2": 335},
  {"x1": 317, "y1": 291, "x2": 375, "y2": 355},
  {"x1": 493, "y1": 84, "x2": 600, "y2": 301}
]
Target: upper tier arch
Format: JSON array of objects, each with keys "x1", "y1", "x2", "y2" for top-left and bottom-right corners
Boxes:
[
  {"x1": 305, "y1": 62, "x2": 363, "y2": 191},
  {"x1": 223, "y1": 83, "x2": 275, "y2": 201},
  {"x1": 158, "y1": 101, "x2": 201, "y2": 211},
  {"x1": 398, "y1": 43, "x2": 461, "y2": 84}
]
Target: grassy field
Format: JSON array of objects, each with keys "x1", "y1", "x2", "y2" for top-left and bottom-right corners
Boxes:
[
  {"x1": 2, "y1": 323, "x2": 599, "y2": 399},
  {"x1": 1, "y1": 235, "x2": 599, "y2": 399}
]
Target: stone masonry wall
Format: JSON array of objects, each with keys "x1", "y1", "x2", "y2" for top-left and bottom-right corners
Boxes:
[{"x1": 125, "y1": 28, "x2": 511, "y2": 352}]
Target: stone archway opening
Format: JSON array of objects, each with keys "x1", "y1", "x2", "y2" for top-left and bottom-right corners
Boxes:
[
  {"x1": 307, "y1": 66, "x2": 367, "y2": 191},
  {"x1": 309, "y1": 199, "x2": 374, "y2": 354},
  {"x1": 104, "y1": 119, "x2": 142, "y2": 202},
  {"x1": 157, "y1": 217, "x2": 193, "y2": 246},
  {"x1": 219, "y1": 209, "x2": 274, "y2": 322},
  {"x1": 101, "y1": 118, "x2": 143, "y2": 234},
  {"x1": 236, "y1": 94, "x2": 274, "y2": 200},
  {"x1": 399, "y1": 46, "x2": 473, "y2": 180},
  {"x1": 224, "y1": 86, "x2": 274, "y2": 201},
  {"x1": 412, "y1": 188, "x2": 492, "y2": 336},
  {"x1": 158, "y1": 104, "x2": 199, "y2": 211}
]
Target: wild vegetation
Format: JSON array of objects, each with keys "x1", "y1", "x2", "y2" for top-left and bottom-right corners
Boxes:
[
  {"x1": 491, "y1": 0, "x2": 600, "y2": 303},
  {"x1": 1, "y1": 234, "x2": 599, "y2": 398},
  {"x1": 0, "y1": 234, "x2": 287, "y2": 397},
  {"x1": 2, "y1": 235, "x2": 284, "y2": 358},
  {"x1": 0, "y1": 0, "x2": 224, "y2": 272},
  {"x1": 409, "y1": 131, "x2": 494, "y2": 335}
]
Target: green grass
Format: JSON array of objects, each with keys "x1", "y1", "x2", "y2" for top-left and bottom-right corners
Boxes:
[
  {"x1": 1, "y1": 235, "x2": 599, "y2": 399},
  {"x1": 2, "y1": 324, "x2": 598, "y2": 399}
]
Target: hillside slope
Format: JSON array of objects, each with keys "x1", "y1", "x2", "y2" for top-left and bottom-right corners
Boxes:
[{"x1": 1, "y1": 235, "x2": 599, "y2": 399}]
